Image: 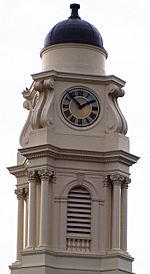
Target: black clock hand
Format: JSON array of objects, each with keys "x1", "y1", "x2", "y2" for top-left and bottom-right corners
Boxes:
[
  {"x1": 68, "y1": 92, "x2": 81, "y2": 108},
  {"x1": 80, "y1": 99, "x2": 96, "y2": 108}
]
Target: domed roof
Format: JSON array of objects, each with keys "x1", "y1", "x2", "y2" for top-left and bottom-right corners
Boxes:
[{"x1": 44, "y1": 4, "x2": 107, "y2": 56}]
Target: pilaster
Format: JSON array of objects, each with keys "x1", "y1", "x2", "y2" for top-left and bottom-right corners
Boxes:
[
  {"x1": 27, "y1": 170, "x2": 37, "y2": 249},
  {"x1": 15, "y1": 188, "x2": 25, "y2": 261},
  {"x1": 24, "y1": 187, "x2": 29, "y2": 249},
  {"x1": 38, "y1": 169, "x2": 54, "y2": 247},
  {"x1": 121, "y1": 178, "x2": 131, "y2": 252},
  {"x1": 8, "y1": 160, "x2": 28, "y2": 263},
  {"x1": 111, "y1": 174, "x2": 122, "y2": 250},
  {"x1": 105, "y1": 174, "x2": 131, "y2": 253}
]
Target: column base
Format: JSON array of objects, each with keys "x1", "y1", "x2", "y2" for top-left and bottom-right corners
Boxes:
[
  {"x1": 36, "y1": 244, "x2": 49, "y2": 250},
  {"x1": 25, "y1": 246, "x2": 35, "y2": 250},
  {"x1": 38, "y1": 244, "x2": 49, "y2": 249},
  {"x1": 107, "y1": 248, "x2": 123, "y2": 254},
  {"x1": 107, "y1": 249, "x2": 131, "y2": 257}
]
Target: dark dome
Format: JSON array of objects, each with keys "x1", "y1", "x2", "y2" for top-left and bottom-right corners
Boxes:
[{"x1": 44, "y1": 4, "x2": 107, "y2": 56}]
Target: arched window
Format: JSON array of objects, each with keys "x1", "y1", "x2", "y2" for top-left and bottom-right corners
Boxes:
[{"x1": 66, "y1": 185, "x2": 91, "y2": 251}]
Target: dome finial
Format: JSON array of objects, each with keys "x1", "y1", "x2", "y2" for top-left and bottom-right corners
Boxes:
[{"x1": 69, "y1": 3, "x2": 81, "y2": 19}]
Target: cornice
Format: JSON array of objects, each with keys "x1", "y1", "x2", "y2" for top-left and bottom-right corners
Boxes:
[
  {"x1": 7, "y1": 159, "x2": 28, "y2": 178},
  {"x1": 19, "y1": 144, "x2": 139, "y2": 167},
  {"x1": 31, "y1": 70, "x2": 125, "y2": 88},
  {"x1": 40, "y1": 43, "x2": 107, "y2": 58},
  {"x1": 20, "y1": 247, "x2": 134, "y2": 261}
]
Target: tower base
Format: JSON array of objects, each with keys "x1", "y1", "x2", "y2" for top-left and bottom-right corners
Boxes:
[{"x1": 10, "y1": 248, "x2": 135, "y2": 274}]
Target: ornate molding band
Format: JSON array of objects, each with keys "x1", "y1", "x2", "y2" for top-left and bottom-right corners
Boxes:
[
  {"x1": 34, "y1": 78, "x2": 55, "y2": 92},
  {"x1": 19, "y1": 144, "x2": 139, "y2": 167}
]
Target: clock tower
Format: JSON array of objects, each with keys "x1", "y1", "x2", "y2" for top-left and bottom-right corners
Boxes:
[{"x1": 8, "y1": 4, "x2": 138, "y2": 274}]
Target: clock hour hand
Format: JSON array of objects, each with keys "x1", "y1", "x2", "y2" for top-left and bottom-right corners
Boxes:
[
  {"x1": 68, "y1": 92, "x2": 81, "y2": 108},
  {"x1": 80, "y1": 99, "x2": 96, "y2": 108}
]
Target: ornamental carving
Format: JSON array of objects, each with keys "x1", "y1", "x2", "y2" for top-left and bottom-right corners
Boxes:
[
  {"x1": 24, "y1": 187, "x2": 29, "y2": 198},
  {"x1": 27, "y1": 170, "x2": 39, "y2": 183},
  {"x1": 105, "y1": 83, "x2": 128, "y2": 135},
  {"x1": 76, "y1": 173, "x2": 85, "y2": 184},
  {"x1": 15, "y1": 187, "x2": 29, "y2": 199},
  {"x1": 122, "y1": 177, "x2": 131, "y2": 188},
  {"x1": 38, "y1": 169, "x2": 55, "y2": 183},
  {"x1": 34, "y1": 78, "x2": 55, "y2": 92},
  {"x1": 19, "y1": 77, "x2": 55, "y2": 147},
  {"x1": 15, "y1": 188, "x2": 24, "y2": 199},
  {"x1": 32, "y1": 77, "x2": 55, "y2": 129},
  {"x1": 103, "y1": 174, "x2": 131, "y2": 187}
]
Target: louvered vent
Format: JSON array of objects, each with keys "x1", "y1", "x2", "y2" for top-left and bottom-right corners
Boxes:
[{"x1": 67, "y1": 186, "x2": 91, "y2": 236}]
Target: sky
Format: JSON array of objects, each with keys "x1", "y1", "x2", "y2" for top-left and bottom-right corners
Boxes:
[{"x1": 0, "y1": 0, "x2": 150, "y2": 273}]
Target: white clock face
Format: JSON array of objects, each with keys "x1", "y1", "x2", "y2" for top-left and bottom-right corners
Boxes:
[{"x1": 61, "y1": 87, "x2": 100, "y2": 127}]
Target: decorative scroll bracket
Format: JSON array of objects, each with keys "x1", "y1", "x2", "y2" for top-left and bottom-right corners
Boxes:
[
  {"x1": 105, "y1": 83, "x2": 128, "y2": 135},
  {"x1": 19, "y1": 77, "x2": 55, "y2": 147}
]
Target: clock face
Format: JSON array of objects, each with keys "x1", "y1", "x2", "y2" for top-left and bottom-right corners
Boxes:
[{"x1": 61, "y1": 87, "x2": 100, "y2": 127}]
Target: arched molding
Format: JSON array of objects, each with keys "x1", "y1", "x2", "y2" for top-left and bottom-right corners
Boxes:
[{"x1": 61, "y1": 178, "x2": 98, "y2": 200}]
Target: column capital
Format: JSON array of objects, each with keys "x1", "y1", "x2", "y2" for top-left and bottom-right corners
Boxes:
[
  {"x1": 103, "y1": 175, "x2": 112, "y2": 187},
  {"x1": 27, "y1": 170, "x2": 38, "y2": 181},
  {"x1": 24, "y1": 187, "x2": 29, "y2": 199},
  {"x1": 104, "y1": 174, "x2": 131, "y2": 187},
  {"x1": 111, "y1": 174, "x2": 126, "y2": 185},
  {"x1": 15, "y1": 188, "x2": 24, "y2": 199},
  {"x1": 38, "y1": 169, "x2": 55, "y2": 182},
  {"x1": 122, "y1": 177, "x2": 131, "y2": 189}
]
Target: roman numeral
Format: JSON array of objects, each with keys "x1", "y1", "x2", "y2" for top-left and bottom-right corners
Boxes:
[
  {"x1": 92, "y1": 106, "x2": 98, "y2": 111},
  {"x1": 65, "y1": 97, "x2": 71, "y2": 102},
  {"x1": 70, "y1": 91, "x2": 76, "y2": 97},
  {"x1": 78, "y1": 119, "x2": 82, "y2": 125},
  {"x1": 90, "y1": 112, "x2": 96, "y2": 119},
  {"x1": 86, "y1": 93, "x2": 90, "y2": 99},
  {"x1": 64, "y1": 110, "x2": 71, "y2": 118},
  {"x1": 86, "y1": 118, "x2": 90, "y2": 124},
  {"x1": 78, "y1": 90, "x2": 83, "y2": 96},
  {"x1": 63, "y1": 104, "x2": 69, "y2": 109},
  {"x1": 70, "y1": 116, "x2": 76, "y2": 123}
]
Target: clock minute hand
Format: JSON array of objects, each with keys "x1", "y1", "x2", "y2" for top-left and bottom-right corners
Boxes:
[
  {"x1": 69, "y1": 93, "x2": 81, "y2": 108},
  {"x1": 81, "y1": 99, "x2": 96, "y2": 108}
]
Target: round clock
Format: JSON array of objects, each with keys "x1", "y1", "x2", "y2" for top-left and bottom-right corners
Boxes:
[{"x1": 60, "y1": 87, "x2": 100, "y2": 127}]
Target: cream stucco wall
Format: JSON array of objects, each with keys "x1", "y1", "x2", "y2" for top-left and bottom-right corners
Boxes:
[{"x1": 41, "y1": 44, "x2": 107, "y2": 75}]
